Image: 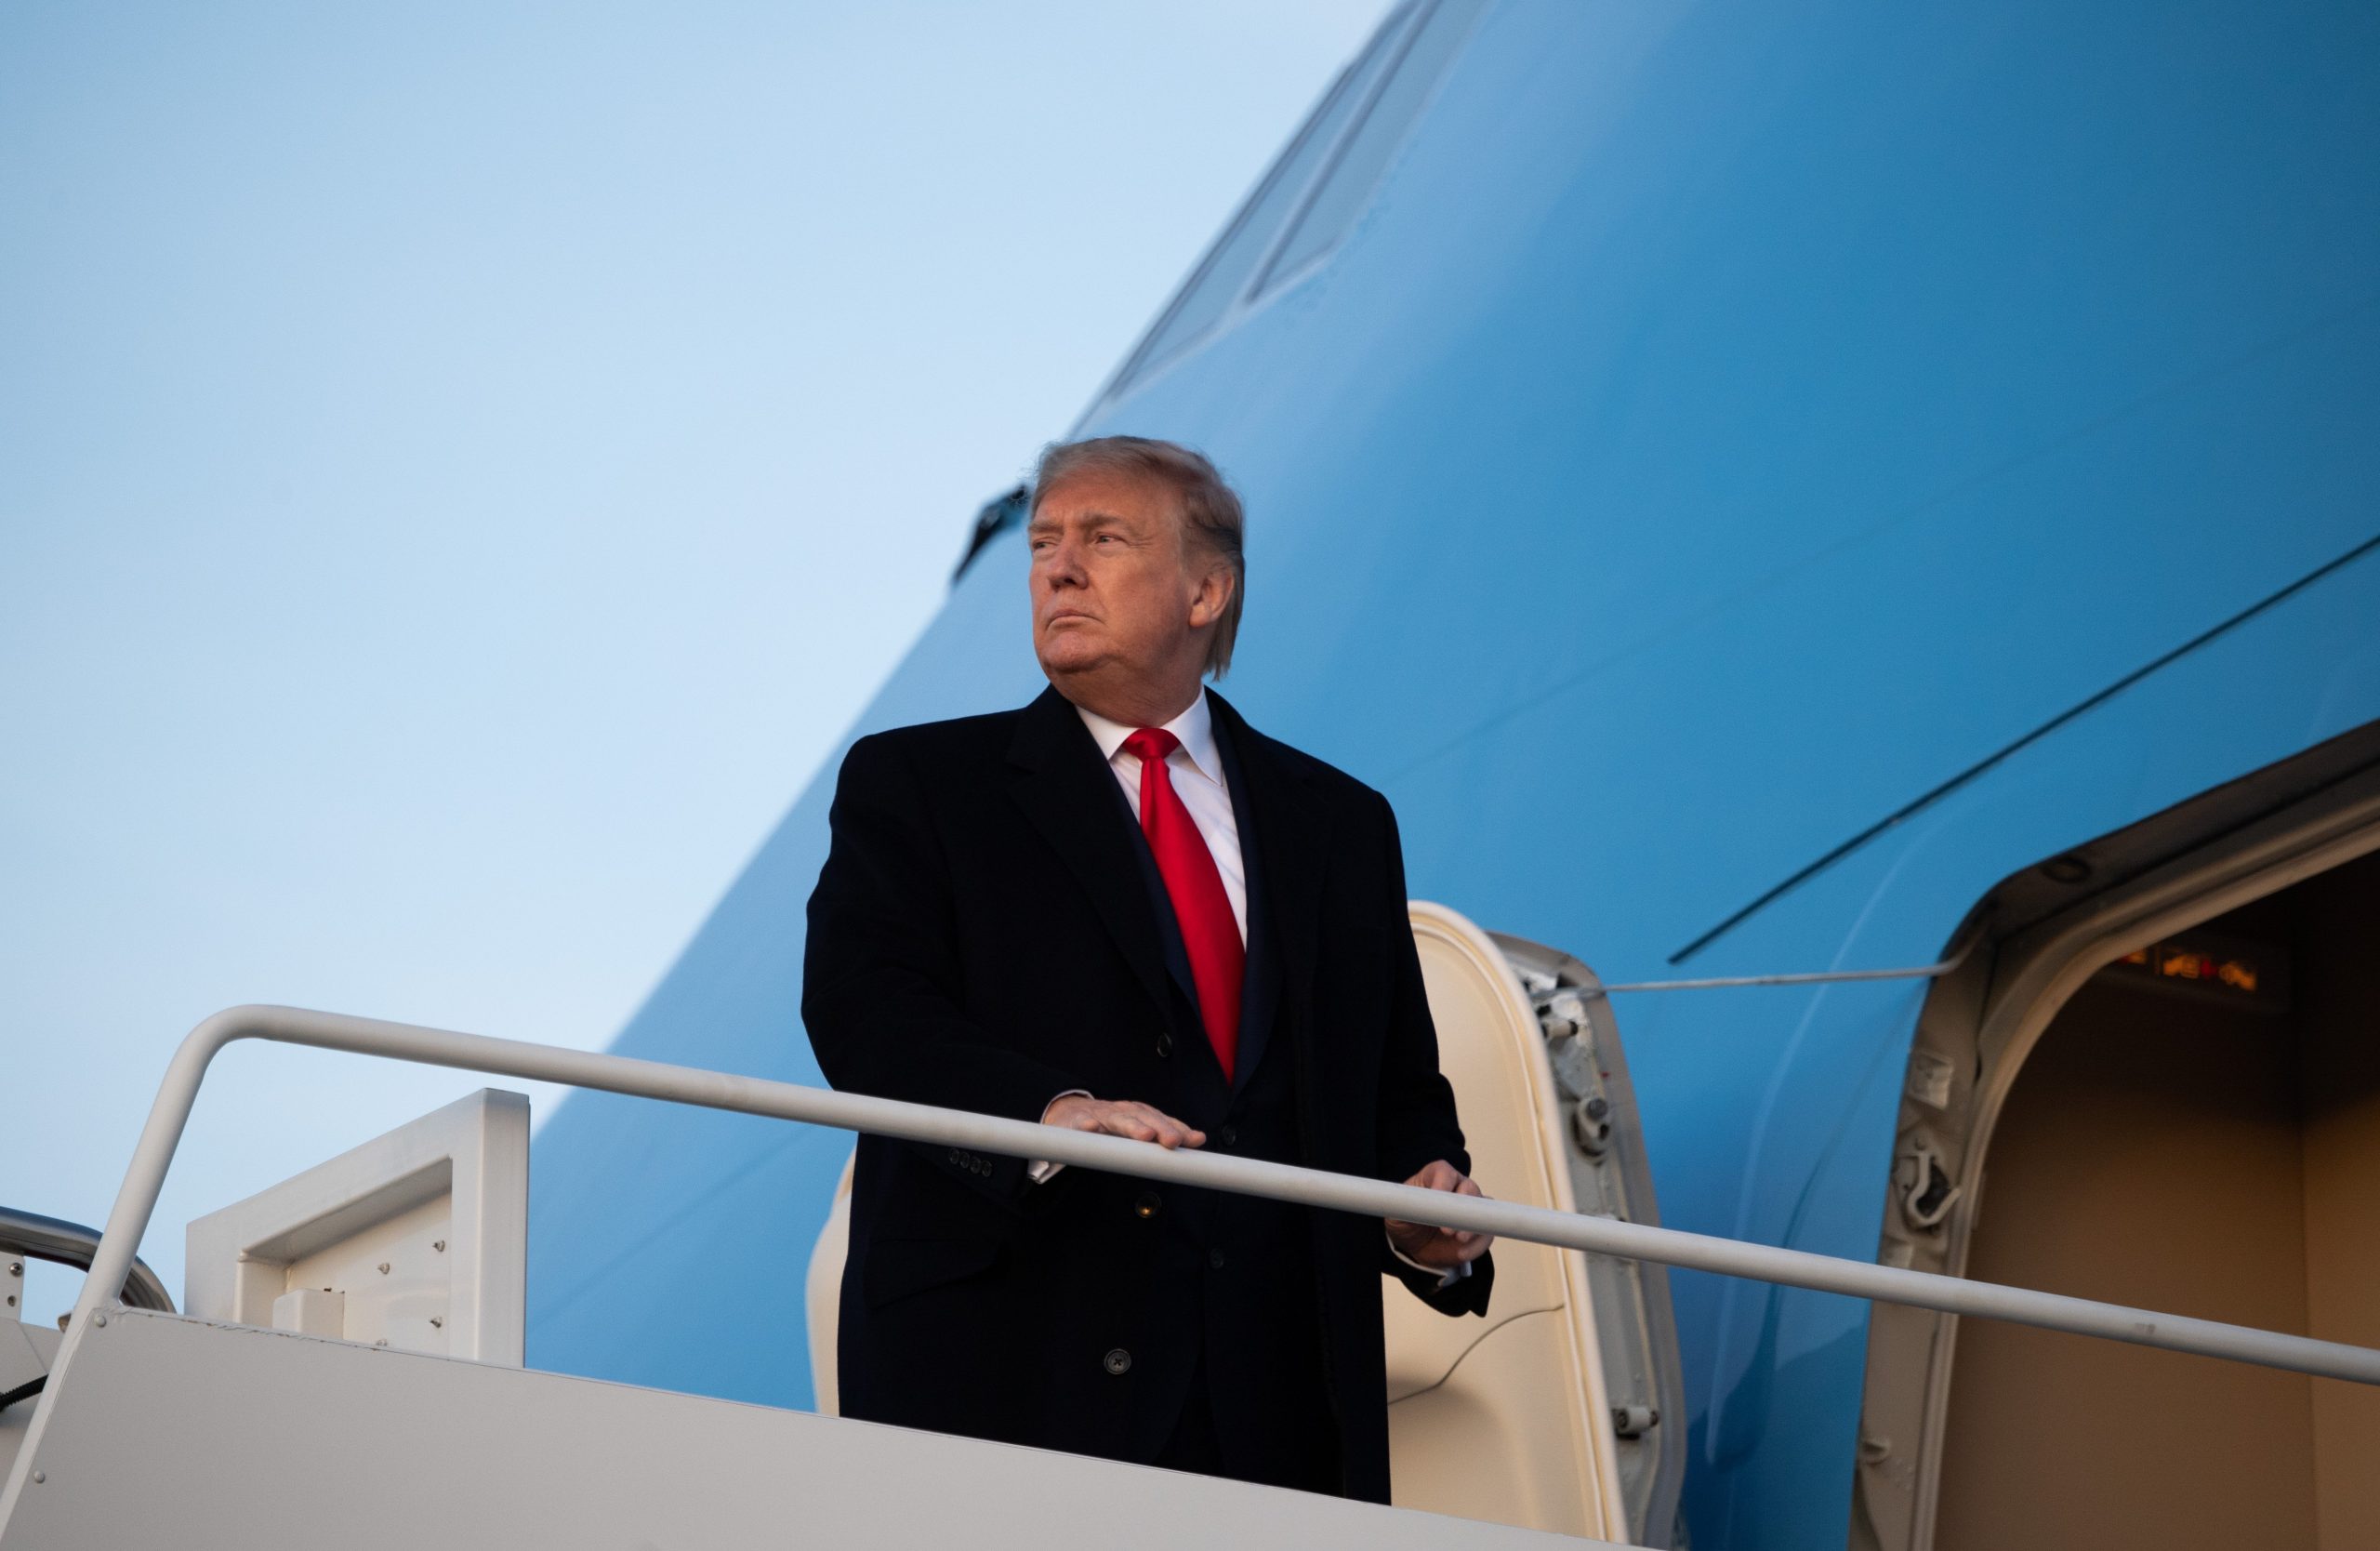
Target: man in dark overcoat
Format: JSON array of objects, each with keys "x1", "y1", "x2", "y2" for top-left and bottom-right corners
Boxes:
[{"x1": 803, "y1": 435, "x2": 1493, "y2": 1500}]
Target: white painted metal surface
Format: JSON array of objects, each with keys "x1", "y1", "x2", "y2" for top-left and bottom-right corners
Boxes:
[
  {"x1": 0, "y1": 1308, "x2": 1620, "y2": 1551},
  {"x1": 184, "y1": 1089, "x2": 528, "y2": 1364},
  {"x1": 0, "y1": 1324, "x2": 58, "y2": 1485},
  {"x1": 0, "y1": 1327, "x2": 46, "y2": 1405}
]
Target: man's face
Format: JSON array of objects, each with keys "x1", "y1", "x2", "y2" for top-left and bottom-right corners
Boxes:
[{"x1": 1027, "y1": 469, "x2": 1221, "y2": 696}]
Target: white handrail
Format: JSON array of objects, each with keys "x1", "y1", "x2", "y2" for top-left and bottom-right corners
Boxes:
[{"x1": 57, "y1": 1005, "x2": 2380, "y2": 1394}]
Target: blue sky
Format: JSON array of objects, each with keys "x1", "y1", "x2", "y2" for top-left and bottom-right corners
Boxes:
[{"x1": 0, "y1": 0, "x2": 1386, "y2": 1324}]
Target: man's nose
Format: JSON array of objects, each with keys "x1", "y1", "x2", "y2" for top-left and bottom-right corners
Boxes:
[{"x1": 1042, "y1": 538, "x2": 1088, "y2": 588}]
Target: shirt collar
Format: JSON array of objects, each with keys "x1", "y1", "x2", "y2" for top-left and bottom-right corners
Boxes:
[{"x1": 1076, "y1": 688, "x2": 1223, "y2": 790}]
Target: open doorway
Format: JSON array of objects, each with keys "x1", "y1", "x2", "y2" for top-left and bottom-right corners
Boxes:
[
  {"x1": 1934, "y1": 851, "x2": 2380, "y2": 1547},
  {"x1": 1852, "y1": 723, "x2": 2380, "y2": 1551}
]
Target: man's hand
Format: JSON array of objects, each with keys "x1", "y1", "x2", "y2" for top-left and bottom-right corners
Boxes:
[
  {"x1": 1041, "y1": 1094, "x2": 1207, "y2": 1150},
  {"x1": 1384, "y1": 1160, "x2": 1494, "y2": 1271}
]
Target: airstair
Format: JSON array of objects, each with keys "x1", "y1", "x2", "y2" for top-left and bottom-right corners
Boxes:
[{"x1": 6, "y1": 908, "x2": 2376, "y2": 1550}]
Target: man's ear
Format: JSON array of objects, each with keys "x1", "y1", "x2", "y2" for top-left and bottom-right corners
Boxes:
[{"x1": 1188, "y1": 563, "x2": 1236, "y2": 630}]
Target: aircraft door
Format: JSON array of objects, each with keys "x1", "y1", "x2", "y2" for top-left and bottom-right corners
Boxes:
[{"x1": 1384, "y1": 902, "x2": 1686, "y2": 1547}]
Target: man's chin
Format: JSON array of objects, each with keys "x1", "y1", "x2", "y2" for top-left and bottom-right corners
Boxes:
[{"x1": 1035, "y1": 641, "x2": 1108, "y2": 681}]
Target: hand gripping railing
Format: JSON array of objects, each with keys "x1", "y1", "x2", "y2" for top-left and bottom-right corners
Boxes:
[{"x1": 51, "y1": 1005, "x2": 2380, "y2": 1392}]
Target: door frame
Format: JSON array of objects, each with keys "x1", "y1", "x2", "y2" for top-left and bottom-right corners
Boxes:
[{"x1": 1852, "y1": 722, "x2": 2380, "y2": 1551}]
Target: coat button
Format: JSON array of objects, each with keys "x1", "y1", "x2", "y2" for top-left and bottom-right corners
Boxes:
[
  {"x1": 1104, "y1": 1347, "x2": 1132, "y2": 1375},
  {"x1": 1218, "y1": 1125, "x2": 1238, "y2": 1148},
  {"x1": 1134, "y1": 1192, "x2": 1161, "y2": 1220},
  {"x1": 1155, "y1": 1030, "x2": 1173, "y2": 1058},
  {"x1": 1208, "y1": 1249, "x2": 1226, "y2": 1270}
]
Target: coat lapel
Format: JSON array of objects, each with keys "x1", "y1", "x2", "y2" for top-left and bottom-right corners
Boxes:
[
  {"x1": 1004, "y1": 686, "x2": 1176, "y2": 1021},
  {"x1": 1207, "y1": 691, "x2": 1331, "y2": 1046}
]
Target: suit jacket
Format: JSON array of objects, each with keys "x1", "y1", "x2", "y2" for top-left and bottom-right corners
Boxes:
[{"x1": 801, "y1": 684, "x2": 1493, "y2": 1502}]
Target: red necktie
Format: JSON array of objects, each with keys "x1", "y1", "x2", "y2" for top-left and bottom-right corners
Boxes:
[{"x1": 1122, "y1": 726, "x2": 1243, "y2": 1082}]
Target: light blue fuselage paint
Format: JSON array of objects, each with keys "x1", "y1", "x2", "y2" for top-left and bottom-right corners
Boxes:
[{"x1": 527, "y1": 5, "x2": 2380, "y2": 1544}]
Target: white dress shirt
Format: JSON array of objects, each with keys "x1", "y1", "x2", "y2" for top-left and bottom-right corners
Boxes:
[
  {"x1": 1075, "y1": 691, "x2": 1247, "y2": 944},
  {"x1": 1028, "y1": 691, "x2": 1467, "y2": 1290}
]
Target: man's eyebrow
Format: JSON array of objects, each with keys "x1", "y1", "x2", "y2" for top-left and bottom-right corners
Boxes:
[{"x1": 1029, "y1": 509, "x2": 1133, "y2": 532}]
